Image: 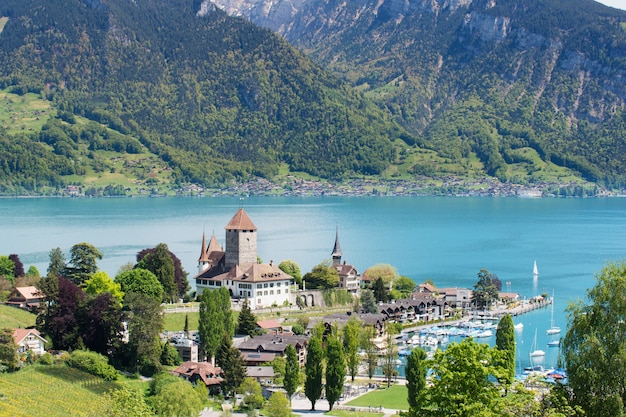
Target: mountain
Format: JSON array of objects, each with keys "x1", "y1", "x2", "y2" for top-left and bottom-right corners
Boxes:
[
  {"x1": 209, "y1": 0, "x2": 626, "y2": 188},
  {"x1": 0, "y1": 0, "x2": 408, "y2": 194}
]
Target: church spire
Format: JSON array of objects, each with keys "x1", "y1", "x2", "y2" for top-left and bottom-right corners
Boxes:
[{"x1": 331, "y1": 226, "x2": 342, "y2": 266}]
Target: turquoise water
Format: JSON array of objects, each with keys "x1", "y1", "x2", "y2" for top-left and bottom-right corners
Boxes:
[{"x1": 2, "y1": 196, "x2": 626, "y2": 369}]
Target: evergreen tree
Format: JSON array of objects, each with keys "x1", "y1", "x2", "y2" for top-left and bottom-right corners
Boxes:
[
  {"x1": 495, "y1": 313, "x2": 516, "y2": 391},
  {"x1": 47, "y1": 247, "x2": 65, "y2": 278},
  {"x1": 471, "y1": 269, "x2": 499, "y2": 310},
  {"x1": 304, "y1": 333, "x2": 323, "y2": 410},
  {"x1": 325, "y1": 328, "x2": 346, "y2": 411},
  {"x1": 237, "y1": 298, "x2": 258, "y2": 336},
  {"x1": 283, "y1": 344, "x2": 299, "y2": 404},
  {"x1": 183, "y1": 314, "x2": 189, "y2": 338},
  {"x1": 0, "y1": 328, "x2": 19, "y2": 371},
  {"x1": 360, "y1": 289, "x2": 378, "y2": 313},
  {"x1": 64, "y1": 242, "x2": 103, "y2": 285},
  {"x1": 405, "y1": 347, "x2": 427, "y2": 413},
  {"x1": 373, "y1": 277, "x2": 389, "y2": 303},
  {"x1": 216, "y1": 333, "x2": 246, "y2": 400}
]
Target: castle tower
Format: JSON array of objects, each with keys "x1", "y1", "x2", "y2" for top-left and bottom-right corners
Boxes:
[
  {"x1": 331, "y1": 226, "x2": 343, "y2": 266},
  {"x1": 225, "y1": 208, "x2": 257, "y2": 270},
  {"x1": 198, "y1": 231, "x2": 221, "y2": 273}
]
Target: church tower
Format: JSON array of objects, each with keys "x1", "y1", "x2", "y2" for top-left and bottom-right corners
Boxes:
[
  {"x1": 225, "y1": 208, "x2": 257, "y2": 270},
  {"x1": 331, "y1": 226, "x2": 343, "y2": 266}
]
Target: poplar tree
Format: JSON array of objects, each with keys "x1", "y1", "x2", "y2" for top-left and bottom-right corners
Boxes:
[
  {"x1": 325, "y1": 329, "x2": 346, "y2": 411},
  {"x1": 283, "y1": 344, "x2": 299, "y2": 404},
  {"x1": 495, "y1": 313, "x2": 516, "y2": 391},
  {"x1": 198, "y1": 287, "x2": 232, "y2": 362},
  {"x1": 405, "y1": 347, "x2": 427, "y2": 413},
  {"x1": 304, "y1": 334, "x2": 323, "y2": 410},
  {"x1": 342, "y1": 317, "x2": 361, "y2": 381}
]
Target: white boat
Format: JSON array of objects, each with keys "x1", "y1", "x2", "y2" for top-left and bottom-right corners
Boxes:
[
  {"x1": 514, "y1": 323, "x2": 524, "y2": 330},
  {"x1": 530, "y1": 329, "x2": 546, "y2": 358},
  {"x1": 546, "y1": 290, "x2": 561, "y2": 335},
  {"x1": 533, "y1": 260, "x2": 539, "y2": 277},
  {"x1": 547, "y1": 340, "x2": 560, "y2": 347}
]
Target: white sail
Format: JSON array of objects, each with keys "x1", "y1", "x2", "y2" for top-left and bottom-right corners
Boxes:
[
  {"x1": 533, "y1": 260, "x2": 539, "y2": 276},
  {"x1": 547, "y1": 290, "x2": 561, "y2": 335}
]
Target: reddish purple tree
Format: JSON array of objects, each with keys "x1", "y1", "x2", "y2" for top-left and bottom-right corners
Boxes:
[
  {"x1": 136, "y1": 247, "x2": 189, "y2": 297},
  {"x1": 39, "y1": 277, "x2": 85, "y2": 350},
  {"x1": 9, "y1": 254, "x2": 24, "y2": 278},
  {"x1": 79, "y1": 292, "x2": 124, "y2": 356}
]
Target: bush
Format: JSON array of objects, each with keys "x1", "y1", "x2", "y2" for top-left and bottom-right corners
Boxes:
[
  {"x1": 38, "y1": 352, "x2": 53, "y2": 365},
  {"x1": 65, "y1": 350, "x2": 118, "y2": 381}
]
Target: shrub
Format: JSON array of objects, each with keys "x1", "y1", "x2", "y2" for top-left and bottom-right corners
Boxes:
[
  {"x1": 38, "y1": 352, "x2": 53, "y2": 365},
  {"x1": 65, "y1": 350, "x2": 118, "y2": 381}
]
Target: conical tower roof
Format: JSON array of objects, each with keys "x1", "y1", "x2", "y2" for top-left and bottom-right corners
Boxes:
[
  {"x1": 207, "y1": 232, "x2": 221, "y2": 252},
  {"x1": 198, "y1": 232, "x2": 209, "y2": 262},
  {"x1": 331, "y1": 227, "x2": 343, "y2": 258},
  {"x1": 225, "y1": 208, "x2": 257, "y2": 231}
]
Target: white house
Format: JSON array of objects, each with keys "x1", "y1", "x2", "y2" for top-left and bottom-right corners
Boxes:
[
  {"x1": 13, "y1": 329, "x2": 46, "y2": 355},
  {"x1": 195, "y1": 208, "x2": 293, "y2": 309}
]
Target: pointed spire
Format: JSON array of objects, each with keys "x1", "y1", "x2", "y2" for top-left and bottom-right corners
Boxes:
[
  {"x1": 207, "y1": 232, "x2": 220, "y2": 253},
  {"x1": 331, "y1": 226, "x2": 342, "y2": 265},
  {"x1": 198, "y1": 232, "x2": 209, "y2": 262}
]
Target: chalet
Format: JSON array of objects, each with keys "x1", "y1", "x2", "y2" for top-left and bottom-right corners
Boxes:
[
  {"x1": 330, "y1": 228, "x2": 361, "y2": 293},
  {"x1": 256, "y1": 319, "x2": 284, "y2": 334},
  {"x1": 245, "y1": 366, "x2": 275, "y2": 385},
  {"x1": 379, "y1": 293, "x2": 446, "y2": 322},
  {"x1": 13, "y1": 328, "x2": 46, "y2": 355},
  {"x1": 437, "y1": 287, "x2": 472, "y2": 309},
  {"x1": 6, "y1": 286, "x2": 44, "y2": 311},
  {"x1": 195, "y1": 209, "x2": 294, "y2": 309},
  {"x1": 237, "y1": 334, "x2": 309, "y2": 366},
  {"x1": 171, "y1": 361, "x2": 223, "y2": 392}
]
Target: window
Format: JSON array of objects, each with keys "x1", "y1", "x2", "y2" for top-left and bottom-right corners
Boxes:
[
  {"x1": 264, "y1": 283, "x2": 268, "y2": 288},
  {"x1": 270, "y1": 283, "x2": 274, "y2": 288},
  {"x1": 257, "y1": 284, "x2": 262, "y2": 289},
  {"x1": 285, "y1": 288, "x2": 289, "y2": 293},
  {"x1": 277, "y1": 290, "x2": 281, "y2": 294},
  {"x1": 264, "y1": 291, "x2": 268, "y2": 296},
  {"x1": 270, "y1": 290, "x2": 274, "y2": 295}
]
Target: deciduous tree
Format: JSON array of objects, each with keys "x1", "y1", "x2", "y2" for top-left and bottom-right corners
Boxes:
[
  {"x1": 84, "y1": 271, "x2": 124, "y2": 303},
  {"x1": 495, "y1": 313, "x2": 515, "y2": 392},
  {"x1": 283, "y1": 344, "x2": 299, "y2": 404},
  {"x1": 342, "y1": 317, "x2": 361, "y2": 381},
  {"x1": 199, "y1": 287, "x2": 233, "y2": 362},
  {"x1": 137, "y1": 246, "x2": 189, "y2": 299},
  {"x1": 471, "y1": 269, "x2": 500, "y2": 310},
  {"x1": 360, "y1": 289, "x2": 378, "y2": 313},
  {"x1": 136, "y1": 243, "x2": 177, "y2": 302},
  {"x1": 302, "y1": 260, "x2": 339, "y2": 289},
  {"x1": 278, "y1": 259, "x2": 302, "y2": 287},
  {"x1": 325, "y1": 328, "x2": 346, "y2": 411},
  {"x1": 267, "y1": 392, "x2": 290, "y2": 417},
  {"x1": 363, "y1": 264, "x2": 398, "y2": 286},
  {"x1": 115, "y1": 268, "x2": 163, "y2": 300},
  {"x1": 124, "y1": 292, "x2": 164, "y2": 376},
  {"x1": 406, "y1": 347, "x2": 427, "y2": 413},
  {"x1": 9, "y1": 254, "x2": 24, "y2": 278},
  {"x1": 562, "y1": 261, "x2": 626, "y2": 417},
  {"x1": 304, "y1": 333, "x2": 323, "y2": 410}
]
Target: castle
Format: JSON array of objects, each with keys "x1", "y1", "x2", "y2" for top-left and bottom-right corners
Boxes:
[{"x1": 194, "y1": 208, "x2": 293, "y2": 309}]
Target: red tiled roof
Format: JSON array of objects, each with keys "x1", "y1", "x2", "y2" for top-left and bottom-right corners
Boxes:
[
  {"x1": 225, "y1": 208, "x2": 257, "y2": 231},
  {"x1": 11, "y1": 286, "x2": 44, "y2": 300},
  {"x1": 12, "y1": 328, "x2": 46, "y2": 345},
  {"x1": 256, "y1": 319, "x2": 282, "y2": 329},
  {"x1": 172, "y1": 361, "x2": 223, "y2": 387}
]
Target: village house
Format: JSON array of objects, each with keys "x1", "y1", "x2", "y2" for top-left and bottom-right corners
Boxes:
[
  {"x1": 236, "y1": 333, "x2": 309, "y2": 367},
  {"x1": 171, "y1": 361, "x2": 223, "y2": 393},
  {"x1": 194, "y1": 208, "x2": 294, "y2": 309},
  {"x1": 378, "y1": 293, "x2": 447, "y2": 323},
  {"x1": 6, "y1": 286, "x2": 45, "y2": 311},
  {"x1": 309, "y1": 311, "x2": 388, "y2": 338},
  {"x1": 13, "y1": 328, "x2": 46, "y2": 355}
]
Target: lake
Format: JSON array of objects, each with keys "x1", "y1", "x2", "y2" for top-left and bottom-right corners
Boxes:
[{"x1": 2, "y1": 195, "x2": 626, "y2": 369}]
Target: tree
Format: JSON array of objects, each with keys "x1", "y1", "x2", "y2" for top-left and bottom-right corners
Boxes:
[
  {"x1": 302, "y1": 260, "x2": 339, "y2": 289},
  {"x1": 373, "y1": 277, "x2": 389, "y2": 303},
  {"x1": 325, "y1": 328, "x2": 346, "y2": 411},
  {"x1": 392, "y1": 276, "x2": 416, "y2": 299},
  {"x1": 37, "y1": 277, "x2": 85, "y2": 350},
  {"x1": 0, "y1": 256, "x2": 14, "y2": 282},
  {"x1": 278, "y1": 260, "x2": 302, "y2": 287},
  {"x1": 405, "y1": 347, "x2": 427, "y2": 413},
  {"x1": 381, "y1": 330, "x2": 398, "y2": 388},
  {"x1": 26, "y1": 265, "x2": 40, "y2": 278},
  {"x1": 236, "y1": 298, "x2": 258, "y2": 336},
  {"x1": 360, "y1": 325, "x2": 378, "y2": 380},
  {"x1": 495, "y1": 313, "x2": 515, "y2": 392},
  {"x1": 9, "y1": 254, "x2": 24, "y2": 278},
  {"x1": 136, "y1": 243, "x2": 177, "y2": 302},
  {"x1": 148, "y1": 376, "x2": 204, "y2": 417},
  {"x1": 47, "y1": 247, "x2": 65, "y2": 278},
  {"x1": 104, "y1": 386, "x2": 153, "y2": 417},
  {"x1": 137, "y1": 246, "x2": 189, "y2": 299},
  {"x1": 84, "y1": 271, "x2": 124, "y2": 303},
  {"x1": 363, "y1": 264, "x2": 398, "y2": 286},
  {"x1": 115, "y1": 268, "x2": 163, "y2": 300},
  {"x1": 283, "y1": 344, "x2": 299, "y2": 404},
  {"x1": 471, "y1": 269, "x2": 499, "y2": 310},
  {"x1": 124, "y1": 292, "x2": 164, "y2": 376},
  {"x1": 238, "y1": 377, "x2": 263, "y2": 410},
  {"x1": 80, "y1": 292, "x2": 124, "y2": 356},
  {"x1": 64, "y1": 242, "x2": 103, "y2": 285},
  {"x1": 0, "y1": 328, "x2": 19, "y2": 371},
  {"x1": 360, "y1": 289, "x2": 378, "y2": 313},
  {"x1": 216, "y1": 333, "x2": 246, "y2": 400},
  {"x1": 562, "y1": 261, "x2": 626, "y2": 417},
  {"x1": 267, "y1": 392, "x2": 290, "y2": 417},
  {"x1": 304, "y1": 333, "x2": 323, "y2": 410},
  {"x1": 342, "y1": 317, "x2": 361, "y2": 382},
  {"x1": 427, "y1": 339, "x2": 500, "y2": 417},
  {"x1": 104, "y1": 386, "x2": 152, "y2": 417},
  {"x1": 199, "y1": 287, "x2": 232, "y2": 362}
]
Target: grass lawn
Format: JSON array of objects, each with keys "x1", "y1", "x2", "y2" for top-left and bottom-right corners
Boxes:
[
  {"x1": 163, "y1": 311, "x2": 199, "y2": 332},
  {"x1": 325, "y1": 410, "x2": 384, "y2": 417},
  {"x1": 344, "y1": 384, "x2": 409, "y2": 411},
  {"x1": 0, "y1": 304, "x2": 37, "y2": 328}
]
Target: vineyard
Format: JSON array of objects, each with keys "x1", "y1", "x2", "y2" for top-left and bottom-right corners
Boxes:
[{"x1": 0, "y1": 365, "x2": 118, "y2": 416}]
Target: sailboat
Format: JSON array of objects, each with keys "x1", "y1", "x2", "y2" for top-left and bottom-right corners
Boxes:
[
  {"x1": 546, "y1": 290, "x2": 561, "y2": 335},
  {"x1": 533, "y1": 260, "x2": 539, "y2": 277},
  {"x1": 530, "y1": 329, "x2": 546, "y2": 358}
]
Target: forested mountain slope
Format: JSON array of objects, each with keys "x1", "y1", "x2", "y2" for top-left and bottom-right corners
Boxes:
[
  {"x1": 210, "y1": 0, "x2": 626, "y2": 187},
  {"x1": 0, "y1": 0, "x2": 408, "y2": 193}
]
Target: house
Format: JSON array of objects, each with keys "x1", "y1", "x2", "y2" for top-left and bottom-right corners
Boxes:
[
  {"x1": 237, "y1": 334, "x2": 309, "y2": 366},
  {"x1": 312, "y1": 312, "x2": 388, "y2": 338},
  {"x1": 195, "y1": 209, "x2": 294, "y2": 309},
  {"x1": 6, "y1": 286, "x2": 44, "y2": 311},
  {"x1": 379, "y1": 293, "x2": 446, "y2": 323},
  {"x1": 256, "y1": 319, "x2": 284, "y2": 334},
  {"x1": 171, "y1": 361, "x2": 223, "y2": 392},
  {"x1": 330, "y1": 228, "x2": 361, "y2": 293},
  {"x1": 171, "y1": 338, "x2": 199, "y2": 362},
  {"x1": 437, "y1": 287, "x2": 472, "y2": 310},
  {"x1": 245, "y1": 366, "x2": 275, "y2": 385},
  {"x1": 13, "y1": 329, "x2": 46, "y2": 355}
]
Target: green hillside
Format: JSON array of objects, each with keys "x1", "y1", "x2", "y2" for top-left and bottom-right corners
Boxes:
[
  {"x1": 0, "y1": 305, "x2": 36, "y2": 329},
  {"x1": 0, "y1": 365, "x2": 117, "y2": 416},
  {"x1": 0, "y1": 0, "x2": 409, "y2": 195}
]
